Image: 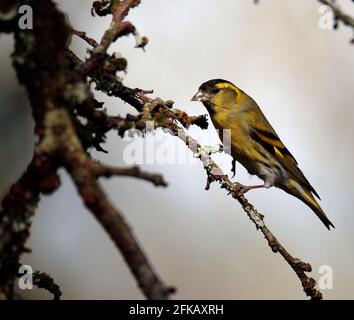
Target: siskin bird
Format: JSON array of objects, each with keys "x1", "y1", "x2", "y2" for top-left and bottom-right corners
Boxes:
[{"x1": 191, "y1": 79, "x2": 334, "y2": 230}]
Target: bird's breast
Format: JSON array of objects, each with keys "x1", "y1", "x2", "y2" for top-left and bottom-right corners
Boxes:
[
  {"x1": 211, "y1": 110, "x2": 286, "y2": 182},
  {"x1": 211, "y1": 110, "x2": 254, "y2": 164}
]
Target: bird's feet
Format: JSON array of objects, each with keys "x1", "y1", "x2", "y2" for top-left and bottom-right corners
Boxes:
[
  {"x1": 234, "y1": 183, "x2": 265, "y2": 197},
  {"x1": 231, "y1": 158, "x2": 236, "y2": 178}
]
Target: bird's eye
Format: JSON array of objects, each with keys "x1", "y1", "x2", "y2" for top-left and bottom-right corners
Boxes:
[{"x1": 212, "y1": 88, "x2": 220, "y2": 94}]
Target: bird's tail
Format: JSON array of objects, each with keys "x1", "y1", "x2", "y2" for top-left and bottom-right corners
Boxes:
[{"x1": 280, "y1": 179, "x2": 334, "y2": 230}]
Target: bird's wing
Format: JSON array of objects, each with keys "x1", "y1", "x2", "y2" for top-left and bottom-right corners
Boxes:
[{"x1": 248, "y1": 112, "x2": 320, "y2": 199}]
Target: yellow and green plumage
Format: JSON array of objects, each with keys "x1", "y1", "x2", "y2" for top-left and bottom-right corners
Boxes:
[{"x1": 192, "y1": 79, "x2": 334, "y2": 230}]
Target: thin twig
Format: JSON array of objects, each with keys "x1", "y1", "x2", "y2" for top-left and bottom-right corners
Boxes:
[
  {"x1": 93, "y1": 164, "x2": 168, "y2": 187},
  {"x1": 82, "y1": 0, "x2": 146, "y2": 74},
  {"x1": 32, "y1": 271, "x2": 62, "y2": 300},
  {"x1": 71, "y1": 28, "x2": 99, "y2": 47}
]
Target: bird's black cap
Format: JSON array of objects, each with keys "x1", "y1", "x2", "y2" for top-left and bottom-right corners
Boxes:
[{"x1": 199, "y1": 79, "x2": 233, "y2": 91}]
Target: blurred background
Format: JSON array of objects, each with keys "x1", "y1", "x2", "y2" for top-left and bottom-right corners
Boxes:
[{"x1": 1, "y1": 0, "x2": 353, "y2": 299}]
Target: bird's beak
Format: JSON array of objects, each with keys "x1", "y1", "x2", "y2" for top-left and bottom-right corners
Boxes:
[{"x1": 191, "y1": 90, "x2": 209, "y2": 102}]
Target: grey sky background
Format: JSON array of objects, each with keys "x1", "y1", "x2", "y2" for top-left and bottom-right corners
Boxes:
[{"x1": 1, "y1": 0, "x2": 354, "y2": 299}]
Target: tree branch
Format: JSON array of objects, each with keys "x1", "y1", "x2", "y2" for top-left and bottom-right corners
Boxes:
[
  {"x1": 82, "y1": 0, "x2": 147, "y2": 75},
  {"x1": 32, "y1": 270, "x2": 62, "y2": 300},
  {"x1": 50, "y1": 108, "x2": 173, "y2": 299},
  {"x1": 0, "y1": 0, "x2": 172, "y2": 300},
  {"x1": 318, "y1": 0, "x2": 354, "y2": 31},
  {"x1": 173, "y1": 128, "x2": 323, "y2": 299},
  {"x1": 0, "y1": 155, "x2": 59, "y2": 298}
]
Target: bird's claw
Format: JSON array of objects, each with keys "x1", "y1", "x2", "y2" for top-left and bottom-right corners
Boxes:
[
  {"x1": 231, "y1": 158, "x2": 236, "y2": 178},
  {"x1": 234, "y1": 184, "x2": 250, "y2": 197}
]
